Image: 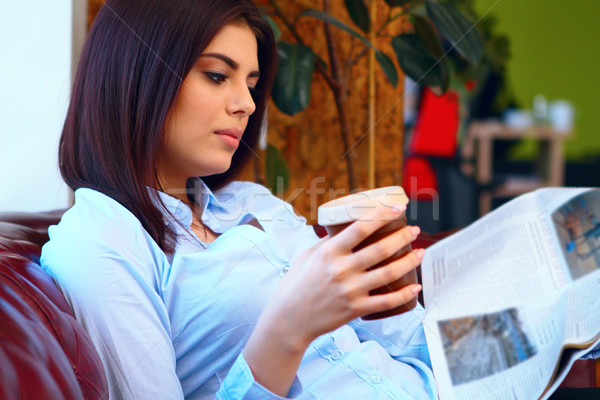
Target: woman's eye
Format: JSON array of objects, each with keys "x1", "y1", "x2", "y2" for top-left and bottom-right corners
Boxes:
[{"x1": 205, "y1": 72, "x2": 227, "y2": 84}]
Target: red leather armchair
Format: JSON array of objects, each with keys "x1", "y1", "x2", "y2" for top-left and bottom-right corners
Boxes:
[{"x1": 0, "y1": 210, "x2": 107, "y2": 399}]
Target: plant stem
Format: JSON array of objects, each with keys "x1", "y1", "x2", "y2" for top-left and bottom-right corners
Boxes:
[
  {"x1": 349, "y1": 45, "x2": 369, "y2": 69},
  {"x1": 368, "y1": 0, "x2": 376, "y2": 189},
  {"x1": 323, "y1": 0, "x2": 356, "y2": 190},
  {"x1": 376, "y1": 11, "x2": 406, "y2": 37}
]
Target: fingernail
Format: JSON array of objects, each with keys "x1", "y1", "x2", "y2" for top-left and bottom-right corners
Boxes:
[
  {"x1": 415, "y1": 248, "x2": 425, "y2": 260},
  {"x1": 410, "y1": 226, "x2": 421, "y2": 237},
  {"x1": 391, "y1": 204, "x2": 406, "y2": 214},
  {"x1": 411, "y1": 284, "x2": 422, "y2": 294}
]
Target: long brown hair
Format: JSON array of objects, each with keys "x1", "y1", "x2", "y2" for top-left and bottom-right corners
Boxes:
[{"x1": 59, "y1": 0, "x2": 276, "y2": 252}]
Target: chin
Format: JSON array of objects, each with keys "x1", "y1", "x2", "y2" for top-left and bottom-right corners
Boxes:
[{"x1": 202, "y1": 161, "x2": 233, "y2": 177}]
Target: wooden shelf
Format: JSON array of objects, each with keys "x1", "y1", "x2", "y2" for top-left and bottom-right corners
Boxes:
[
  {"x1": 492, "y1": 177, "x2": 545, "y2": 198},
  {"x1": 465, "y1": 121, "x2": 571, "y2": 216}
]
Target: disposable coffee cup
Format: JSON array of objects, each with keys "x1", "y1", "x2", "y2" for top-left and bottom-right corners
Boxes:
[{"x1": 317, "y1": 186, "x2": 417, "y2": 320}]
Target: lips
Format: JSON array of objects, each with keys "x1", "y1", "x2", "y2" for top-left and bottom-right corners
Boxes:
[{"x1": 214, "y1": 128, "x2": 242, "y2": 148}]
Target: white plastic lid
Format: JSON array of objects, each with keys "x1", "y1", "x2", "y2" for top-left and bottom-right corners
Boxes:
[{"x1": 317, "y1": 186, "x2": 409, "y2": 226}]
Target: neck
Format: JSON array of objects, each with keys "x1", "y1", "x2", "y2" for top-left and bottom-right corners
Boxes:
[{"x1": 156, "y1": 175, "x2": 193, "y2": 208}]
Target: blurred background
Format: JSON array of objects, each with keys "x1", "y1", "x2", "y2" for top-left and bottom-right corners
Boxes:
[{"x1": 1, "y1": 0, "x2": 598, "y2": 234}]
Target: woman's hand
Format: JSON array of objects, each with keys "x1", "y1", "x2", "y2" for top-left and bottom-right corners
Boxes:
[
  {"x1": 243, "y1": 203, "x2": 424, "y2": 396},
  {"x1": 271, "y1": 202, "x2": 423, "y2": 346}
]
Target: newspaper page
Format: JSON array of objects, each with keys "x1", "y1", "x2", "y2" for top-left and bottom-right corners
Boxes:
[
  {"x1": 547, "y1": 188, "x2": 600, "y2": 344},
  {"x1": 542, "y1": 188, "x2": 600, "y2": 396},
  {"x1": 419, "y1": 188, "x2": 599, "y2": 400}
]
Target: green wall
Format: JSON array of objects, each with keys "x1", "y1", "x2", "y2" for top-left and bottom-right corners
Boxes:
[{"x1": 474, "y1": 0, "x2": 600, "y2": 160}]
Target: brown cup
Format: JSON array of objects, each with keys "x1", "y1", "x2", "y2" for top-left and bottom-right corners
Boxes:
[{"x1": 317, "y1": 186, "x2": 417, "y2": 320}]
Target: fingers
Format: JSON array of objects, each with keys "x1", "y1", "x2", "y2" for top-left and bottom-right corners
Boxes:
[
  {"x1": 331, "y1": 203, "x2": 407, "y2": 253},
  {"x1": 349, "y1": 224, "x2": 420, "y2": 271},
  {"x1": 360, "y1": 248, "x2": 425, "y2": 291},
  {"x1": 360, "y1": 283, "x2": 422, "y2": 316},
  {"x1": 352, "y1": 246, "x2": 424, "y2": 318}
]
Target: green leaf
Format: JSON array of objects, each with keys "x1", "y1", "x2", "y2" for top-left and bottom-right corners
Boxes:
[
  {"x1": 271, "y1": 42, "x2": 316, "y2": 115},
  {"x1": 392, "y1": 34, "x2": 449, "y2": 92},
  {"x1": 412, "y1": 18, "x2": 450, "y2": 93},
  {"x1": 266, "y1": 144, "x2": 290, "y2": 193},
  {"x1": 414, "y1": 16, "x2": 444, "y2": 59},
  {"x1": 384, "y1": 0, "x2": 413, "y2": 7},
  {"x1": 300, "y1": 9, "x2": 398, "y2": 87},
  {"x1": 344, "y1": 0, "x2": 370, "y2": 33},
  {"x1": 425, "y1": 0, "x2": 484, "y2": 64},
  {"x1": 408, "y1": 3, "x2": 428, "y2": 18},
  {"x1": 263, "y1": 14, "x2": 282, "y2": 42},
  {"x1": 375, "y1": 50, "x2": 398, "y2": 88}
]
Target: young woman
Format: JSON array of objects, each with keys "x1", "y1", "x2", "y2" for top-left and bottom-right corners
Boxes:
[{"x1": 41, "y1": 0, "x2": 437, "y2": 398}]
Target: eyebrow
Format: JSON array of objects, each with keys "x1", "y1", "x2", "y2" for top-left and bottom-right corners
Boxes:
[{"x1": 199, "y1": 53, "x2": 260, "y2": 78}]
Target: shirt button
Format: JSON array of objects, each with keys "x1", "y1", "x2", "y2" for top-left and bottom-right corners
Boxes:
[
  {"x1": 331, "y1": 351, "x2": 341, "y2": 361},
  {"x1": 371, "y1": 375, "x2": 381, "y2": 384},
  {"x1": 282, "y1": 266, "x2": 290, "y2": 274}
]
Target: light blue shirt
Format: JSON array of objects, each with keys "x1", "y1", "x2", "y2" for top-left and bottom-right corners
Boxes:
[{"x1": 41, "y1": 179, "x2": 437, "y2": 399}]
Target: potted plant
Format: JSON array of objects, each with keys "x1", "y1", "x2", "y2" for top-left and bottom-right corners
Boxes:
[{"x1": 258, "y1": 0, "x2": 486, "y2": 193}]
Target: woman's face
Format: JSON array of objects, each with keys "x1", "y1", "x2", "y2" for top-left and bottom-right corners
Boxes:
[{"x1": 157, "y1": 23, "x2": 259, "y2": 191}]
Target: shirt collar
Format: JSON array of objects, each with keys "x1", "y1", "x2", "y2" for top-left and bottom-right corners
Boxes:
[
  {"x1": 149, "y1": 178, "x2": 231, "y2": 227},
  {"x1": 189, "y1": 177, "x2": 230, "y2": 214}
]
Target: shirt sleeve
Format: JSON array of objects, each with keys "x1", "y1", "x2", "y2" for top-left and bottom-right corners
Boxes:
[
  {"x1": 217, "y1": 353, "x2": 303, "y2": 399},
  {"x1": 41, "y1": 203, "x2": 185, "y2": 400}
]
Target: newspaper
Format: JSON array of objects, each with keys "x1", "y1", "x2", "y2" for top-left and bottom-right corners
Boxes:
[{"x1": 420, "y1": 187, "x2": 600, "y2": 400}]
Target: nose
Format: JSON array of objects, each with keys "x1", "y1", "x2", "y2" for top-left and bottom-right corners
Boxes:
[{"x1": 227, "y1": 81, "x2": 256, "y2": 118}]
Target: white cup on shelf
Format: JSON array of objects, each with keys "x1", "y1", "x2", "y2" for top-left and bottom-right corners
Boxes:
[{"x1": 548, "y1": 100, "x2": 575, "y2": 133}]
